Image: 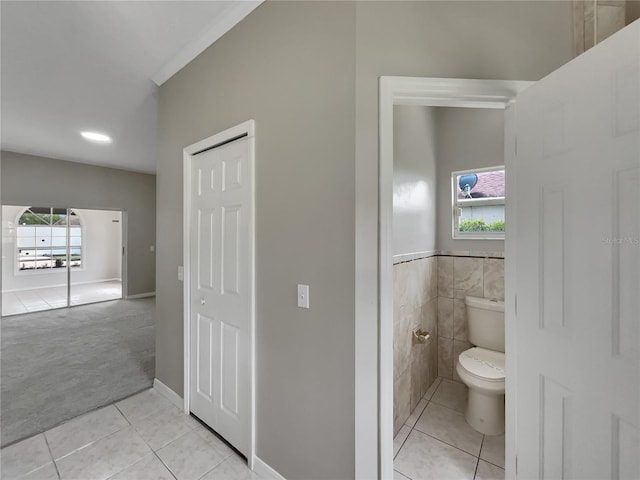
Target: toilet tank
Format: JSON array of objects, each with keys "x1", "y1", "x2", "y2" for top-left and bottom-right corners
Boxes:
[{"x1": 465, "y1": 296, "x2": 505, "y2": 352}]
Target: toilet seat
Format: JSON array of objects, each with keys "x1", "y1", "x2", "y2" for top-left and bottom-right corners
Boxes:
[{"x1": 458, "y1": 347, "x2": 505, "y2": 382}]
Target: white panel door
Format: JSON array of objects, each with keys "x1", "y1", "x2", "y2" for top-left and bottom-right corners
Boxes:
[
  {"x1": 512, "y1": 21, "x2": 639, "y2": 479},
  {"x1": 190, "y1": 136, "x2": 252, "y2": 456}
]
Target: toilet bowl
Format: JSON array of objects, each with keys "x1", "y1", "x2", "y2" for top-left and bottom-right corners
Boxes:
[
  {"x1": 456, "y1": 296, "x2": 506, "y2": 435},
  {"x1": 456, "y1": 347, "x2": 505, "y2": 435}
]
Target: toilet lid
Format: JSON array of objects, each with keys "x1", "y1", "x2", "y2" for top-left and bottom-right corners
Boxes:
[{"x1": 459, "y1": 347, "x2": 505, "y2": 381}]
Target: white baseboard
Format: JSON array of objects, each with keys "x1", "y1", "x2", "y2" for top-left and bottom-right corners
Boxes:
[
  {"x1": 153, "y1": 378, "x2": 183, "y2": 409},
  {"x1": 126, "y1": 291, "x2": 155, "y2": 299},
  {"x1": 252, "y1": 456, "x2": 286, "y2": 480}
]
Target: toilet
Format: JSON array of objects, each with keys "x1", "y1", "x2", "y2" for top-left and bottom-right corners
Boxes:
[{"x1": 456, "y1": 296, "x2": 505, "y2": 436}]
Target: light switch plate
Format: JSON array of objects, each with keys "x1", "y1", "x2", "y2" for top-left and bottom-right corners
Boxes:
[
  {"x1": 297, "y1": 284, "x2": 310, "y2": 309},
  {"x1": 178, "y1": 266, "x2": 184, "y2": 281}
]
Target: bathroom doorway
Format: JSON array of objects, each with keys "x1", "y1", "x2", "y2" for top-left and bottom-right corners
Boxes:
[
  {"x1": 373, "y1": 77, "x2": 531, "y2": 479},
  {"x1": 390, "y1": 102, "x2": 514, "y2": 479}
]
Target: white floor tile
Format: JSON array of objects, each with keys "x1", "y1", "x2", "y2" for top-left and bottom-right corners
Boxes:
[
  {"x1": 423, "y1": 377, "x2": 442, "y2": 401},
  {"x1": 26, "y1": 303, "x2": 51, "y2": 312},
  {"x1": 394, "y1": 470, "x2": 411, "y2": 480},
  {"x1": 115, "y1": 389, "x2": 171, "y2": 425},
  {"x1": 480, "y1": 434, "x2": 505, "y2": 469},
  {"x1": 45, "y1": 405, "x2": 129, "y2": 460},
  {"x1": 21, "y1": 462, "x2": 60, "y2": 480},
  {"x1": 393, "y1": 425, "x2": 411, "y2": 458},
  {"x1": 107, "y1": 454, "x2": 174, "y2": 480},
  {"x1": 404, "y1": 398, "x2": 428, "y2": 428},
  {"x1": 414, "y1": 402, "x2": 483, "y2": 457},
  {"x1": 38, "y1": 290, "x2": 66, "y2": 304},
  {"x1": 431, "y1": 379, "x2": 468, "y2": 413},
  {"x1": 475, "y1": 459, "x2": 505, "y2": 480},
  {"x1": 394, "y1": 430, "x2": 477, "y2": 480},
  {"x1": 200, "y1": 454, "x2": 260, "y2": 480},
  {"x1": 130, "y1": 405, "x2": 195, "y2": 451},
  {"x1": 0, "y1": 434, "x2": 53, "y2": 479},
  {"x1": 156, "y1": 430, "x2": 231, "y2": 480},
  {"x1": 55, "y1": 427, "x2": 150, "y2": 480},
  {"x1": 192, "y1": 427, "x2": 234, "y2": 459},
  {"x1": 2, "y1": 281, "x2": 122, "y2": 317},
  {"x1": 2, "y1": 293, "x2": 27, "y2": 315}
]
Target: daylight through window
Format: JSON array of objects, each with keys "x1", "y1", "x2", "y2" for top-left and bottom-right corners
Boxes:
[
  {"x1": 452, "y1": 166, "x2": 505, "y2": 239},
  {"x1": 16, "y1": 207, "x2": 82, "y2": 271}
]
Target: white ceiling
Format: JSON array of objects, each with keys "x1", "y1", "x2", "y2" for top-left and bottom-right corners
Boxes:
[{"x1": 1, "y1": 1, "x2": 261, "y2": 174}]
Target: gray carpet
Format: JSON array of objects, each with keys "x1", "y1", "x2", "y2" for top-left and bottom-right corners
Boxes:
[{"x1": 0, "y1": 298, "x2": 155, "y2": 447}]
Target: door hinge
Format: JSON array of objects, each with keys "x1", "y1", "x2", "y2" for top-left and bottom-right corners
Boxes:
[
  {"x1": 122, "y1": 247, "x2": 125, "y2": 257},
  {"x1": 515, "y1": 136, "x2": 518, "y2": 155},
  {"x1": 514, "y1": 295, "x2": 517, "y2": 316},
  {"x1": 515, "y1": 455, "x2": 518, "y2": 476}
]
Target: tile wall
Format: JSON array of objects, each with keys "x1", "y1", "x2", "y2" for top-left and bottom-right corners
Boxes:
[
  {"x1": 436, "y1": 255, "x2": 505, "y2": 381},
  {"x1": 393, "y1": 255, "x2": 438, "y2": 436}
]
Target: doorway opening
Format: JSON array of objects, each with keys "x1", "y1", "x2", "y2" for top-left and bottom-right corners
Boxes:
[
  {"x1": 374, "y1": 77, "x2": 531, "y2": 479},
  {"x1": 1, "y1": 205, "x2": 124, "y2": 316},
  {"x1": 391, "y1": 104, "x2": 511, "y2": 478}
]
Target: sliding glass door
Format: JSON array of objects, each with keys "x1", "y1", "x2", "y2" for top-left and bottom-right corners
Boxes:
[
  {"x1": 1, "y1": 205, "x2": 123, "y2": 316},
  {"x1": 70, "y1": 208, "x2": 122, "y2": 307}
]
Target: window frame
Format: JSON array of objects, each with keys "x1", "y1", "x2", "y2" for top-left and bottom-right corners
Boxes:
[
  {"x1": 451, "y1": 165, "x2": 505, "y2": 240},
  {"x1": 14, "y1": 207, "x2": 84, "y2": 275}
]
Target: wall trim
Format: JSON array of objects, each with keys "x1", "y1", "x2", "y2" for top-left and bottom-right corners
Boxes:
[
  {"x1": 151, "y1": 1, "x2": 263, "y2": 85},
  {"x1": 392, "y1": 249, "x2": 438, "y2": 264},
  {"x1": 251, "y1": 456, "x2": 286, "y2": 480},
  {"x1": 125, "y1": 291, "x2": 156, "y2": 299},
  {"x1": 153, "y1": 378, "x2": 184, "y2": 409},
  {"x1": 392, "y1": 250, "x2": 505, "y2": 266}
]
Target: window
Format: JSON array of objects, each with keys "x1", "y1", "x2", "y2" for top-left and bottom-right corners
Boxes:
[
  {"x1": 452, "y1": 166, "x2": 505, "y2": 239},
  {"x1": 16, "y1": 207, "x2": 82, "y2": 271}
]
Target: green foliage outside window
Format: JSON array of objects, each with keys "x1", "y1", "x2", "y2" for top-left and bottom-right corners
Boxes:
[
  {"x1": 459, "y1": 219, "x2": 505, "y2": 232},
  {"x1": 19, "y1": 212, "x2": 66, "y2": 225}
]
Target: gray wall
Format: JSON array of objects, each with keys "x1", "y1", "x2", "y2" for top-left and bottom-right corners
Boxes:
[
  {"x1": 354, "y1": 1, "x2": 573, "y2": 475},
  {"x1": 156, "y1": 1, "x2": 574, "y2": 477},
  {"x1": 626, "y1": 1, "x2": 640, "y2": 24},
  {"x1": 156, "y1": 2, "x2": 356, "y2": 478},
  {"x1": 1, "y1": 151, "x2": 156, "y2": 296},
  {"x1": 436, "y1": 107, "x2": 506, "y2": 253},
  {"x1": 393, "y1": 106, "x2": 437, "y2": 255}
]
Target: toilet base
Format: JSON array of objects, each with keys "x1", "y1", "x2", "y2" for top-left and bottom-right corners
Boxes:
[{"x1": 465, "y1": 388, "x2": 505, "y2": 436}]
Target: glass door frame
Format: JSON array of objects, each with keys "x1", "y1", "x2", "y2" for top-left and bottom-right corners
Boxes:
[{"x1": 1, "y1": 203, "x2": 126, "y2": 315}]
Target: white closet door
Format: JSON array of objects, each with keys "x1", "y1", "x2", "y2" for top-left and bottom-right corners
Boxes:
[{"x1": 190, "y1": 136, "x2": 252, "y2": 456}]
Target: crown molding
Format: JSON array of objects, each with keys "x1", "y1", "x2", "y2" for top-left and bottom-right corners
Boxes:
[{"x1": 151, "y1": 1, "x2": 263, "y2": 86}]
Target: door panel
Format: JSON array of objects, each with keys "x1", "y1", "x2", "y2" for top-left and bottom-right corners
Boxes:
[
  {"x1": 196, "y1": 313, "x2": 215, "y2": 400},
  {"x1": 222, "y1": 205, "x2": 241, "y2": 295},
  {"x1": 512, "y1": 21, "x2": 639, "y2": 479},
  {"x1": 221, "y1": 322, "x2": 240, "y2": 415},
  {"x1": 197, "y1": 208, "x2": 216, "y2": 291},
  {"x1": 190, "y1": 136, "x2": 251, "y2": 456}
]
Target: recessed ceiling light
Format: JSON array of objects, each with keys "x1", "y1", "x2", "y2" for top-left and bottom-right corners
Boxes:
[{"x1": 81, "y1": 131, "x2": 112, "y2": 143}]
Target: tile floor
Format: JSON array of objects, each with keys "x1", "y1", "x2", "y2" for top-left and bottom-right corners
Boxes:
[
  {"x1": 2, "y1": 281, "x2": 123, "y2": 316},
  {"x1": 0, "y1": 389, "x2": 259, "y2": 480},
  {"x1": 394, "y1": 378, "x2": 505, "y2": 480},
  {"x1": 2, "y1": 376, "x2": 504, "y2": 480}
]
